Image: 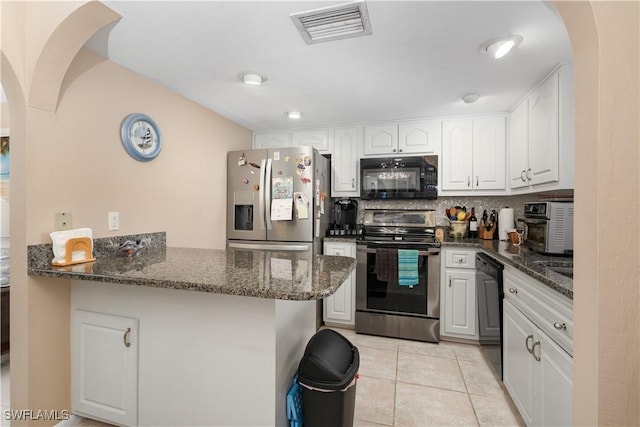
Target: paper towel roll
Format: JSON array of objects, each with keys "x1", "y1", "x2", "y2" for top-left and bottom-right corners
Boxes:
[{"x1": 498, "y1": 208, "x2": 515, "y2": 241}]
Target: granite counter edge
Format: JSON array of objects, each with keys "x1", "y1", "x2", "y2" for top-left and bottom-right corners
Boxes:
[
  {"x1": 441, "y1": 240, "x2": 573, "y2": 300},
  {"x1": 28, "y1": 254, "x2": 356, "y2": 301}
]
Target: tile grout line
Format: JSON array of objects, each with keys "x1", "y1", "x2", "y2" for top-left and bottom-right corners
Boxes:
[{"x1": 455, "y1": 350, "x2": 482, "y2": 427}]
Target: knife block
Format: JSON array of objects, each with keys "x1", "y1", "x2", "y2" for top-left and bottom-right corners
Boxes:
[{"x1": 478, "y1": 223, "x2": 496, "y2": 240}]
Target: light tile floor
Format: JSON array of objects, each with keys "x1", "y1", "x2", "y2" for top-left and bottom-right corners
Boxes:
[
  {"x1": 327, "y1": 327, "x2": 525, "y2": 427},
  {"x1": 0, "y1": 330, "x2": 524, "y2": 427}
]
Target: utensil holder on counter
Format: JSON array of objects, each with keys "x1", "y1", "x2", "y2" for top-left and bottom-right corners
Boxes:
[
  {"x1": 478, "y1": 223, "x2": 496, "y2": 240},
  {"x1": 51, "y1": 237, "x2": 96, "y2": 266},
  {"x1": 449, "y1": 221, "x2": 467, "y2": 238}
]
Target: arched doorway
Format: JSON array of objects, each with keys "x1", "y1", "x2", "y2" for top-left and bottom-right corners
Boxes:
[
  {"x1": 555, "y1": 1, "x2": 640, "y2": 425},
  {"x1": 0, "y1": 82, "x2": 10, "y2": 411}
]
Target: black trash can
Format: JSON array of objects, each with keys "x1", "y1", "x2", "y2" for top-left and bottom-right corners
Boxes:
[{"x1": 297, "y1": 329, "x2": 360, "y2": 427}]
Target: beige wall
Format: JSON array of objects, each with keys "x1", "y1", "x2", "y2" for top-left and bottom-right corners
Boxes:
[
  {"x1": 0, "y1": 102, "x2": 8, "y2": 129},
  {"x1": 33, "y1": 47, "x2": 250, "y2": 248},
  {"x1": 2, "y1": 1, "x2": 640, "y2": 426}
]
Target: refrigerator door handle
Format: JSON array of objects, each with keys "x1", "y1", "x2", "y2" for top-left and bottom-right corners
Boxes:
[
  {"x1": 228, "y1": 242, "x2": 309, "y2": 251},
  {"x1": 258, "y1": 159, "x2": 267, "y2": 230},
  {"x1": 265, "y1": 158, "x2": 273, "y2": 230}
]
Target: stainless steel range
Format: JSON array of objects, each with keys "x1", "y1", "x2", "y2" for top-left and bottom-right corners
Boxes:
[{"x1": 355, "y1": 209, "x2": 441, "y2": 343}]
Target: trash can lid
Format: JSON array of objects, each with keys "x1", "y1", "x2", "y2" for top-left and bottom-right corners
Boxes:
[{"x1": 298, "y1": 329, "x2": 360, "y2": 390}]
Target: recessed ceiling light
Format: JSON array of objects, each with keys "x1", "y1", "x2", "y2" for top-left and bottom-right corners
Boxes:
[
  {"x1": 461, "y1": 93, "x2": 481, "y2": 104},
  {"x1": 480, "y1": 35, "x2": 523, "y2": 59},
  {"x1": 238, "y1": 72, "x2": 267, "y2": 85},
  {"x1": 286, "y1": 111, "x2": 302, "y2": 119}
]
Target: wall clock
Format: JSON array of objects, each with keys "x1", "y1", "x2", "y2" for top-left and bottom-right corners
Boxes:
[{"x1": 120, "y1": 113, "x2": 163, "y2": 162}]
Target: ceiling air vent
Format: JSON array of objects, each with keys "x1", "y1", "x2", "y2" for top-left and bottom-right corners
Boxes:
[{"x1": 290, "y1": 1, "x2": 372, "y2": 45}]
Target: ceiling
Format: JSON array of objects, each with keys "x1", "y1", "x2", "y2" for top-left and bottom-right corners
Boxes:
[{"x1": 86, "y1": 1, "x2": 573, "y2": 131}]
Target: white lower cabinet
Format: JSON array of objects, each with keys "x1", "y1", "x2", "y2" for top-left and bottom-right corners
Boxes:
[
  {"x1": 72, "y1": 310, "x2": 138, "y2": 427},
  {"x1": 323, "y1": 241, "x2": 356, "y2": 326},
  {"x1": 441, "y1": 248, "x2": 478, "y2": 339},
  {"x1": 503, "y1": 266, "x2": 573, "y2": 427}
]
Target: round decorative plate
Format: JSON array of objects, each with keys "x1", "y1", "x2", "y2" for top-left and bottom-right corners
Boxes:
[{"x1": 120, "y1": 113, "x2": 163, "y2": 162}]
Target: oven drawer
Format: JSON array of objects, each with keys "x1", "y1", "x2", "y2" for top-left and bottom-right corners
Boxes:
[{"x1": 445, "y1": 248, "x2": 477, "y2": 269}]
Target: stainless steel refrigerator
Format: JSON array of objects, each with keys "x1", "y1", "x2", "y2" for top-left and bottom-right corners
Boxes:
[{"x1": 227, "y1": 146, "x2": 330, "y2": 253}]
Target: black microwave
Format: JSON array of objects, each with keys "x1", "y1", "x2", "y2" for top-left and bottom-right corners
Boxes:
[{"x1": 360, "y1": 155, "x2": 438, "y2": 200}]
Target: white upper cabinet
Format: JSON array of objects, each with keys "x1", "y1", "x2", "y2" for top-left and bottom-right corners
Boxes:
[
  {"x1": 363, "y1": 124, "x2": 398, "y2": 156},
  {"x1": 473, "y1": 116, "x2": 506, "y2": 190},
  {"x1": 253, "y1": 132, "x2": 291, "y2": 149},
  {"x1": 363, "y1": 121, "x2": 441, "y2": 156},
  {"x1": 442, "y1": 116, "x2": 505, "y2": 192},
  {"x1": 291, "y1": 129, "x2": 332, "y2": 154},
  {"x1": 509, "y1": 101, "x2": 530, "y2": 189},
  {"x1": 442, "y1": 119, "x2": 473, "y2": 190},
  {"x1": 509, "y1": 64, "x2": 574, "y2": 192},
  {"x1": 528, "y1": 72, "x2": 559, "y2": 186},
  {"x1": 398, "y1": 120, "x2": 441, "y2": 155},
  {"x1": 331, "y1": 127, "x2": 361, "y2": 197}
]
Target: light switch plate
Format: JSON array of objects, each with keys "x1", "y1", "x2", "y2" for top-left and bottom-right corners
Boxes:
[{"x1": 54, "y1": 212, "x2": 72, "y2": 231}]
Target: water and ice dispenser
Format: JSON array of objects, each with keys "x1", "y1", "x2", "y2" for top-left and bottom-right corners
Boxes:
[{"x1": 233, "y1": 191, "x2": 254, "y2": 231}]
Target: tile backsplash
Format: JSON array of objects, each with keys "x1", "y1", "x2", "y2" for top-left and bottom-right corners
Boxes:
[{"x1": 351, "y1": 190, "x2": 573, "y2": 227}]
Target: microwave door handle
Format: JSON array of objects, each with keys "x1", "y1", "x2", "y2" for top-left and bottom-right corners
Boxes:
[
  {"x1": 258, "y1": 159, "x2": 267, "y2": 230},
  {"x1": 265, "y1": 158, "x2": 273, "y2": 230}
]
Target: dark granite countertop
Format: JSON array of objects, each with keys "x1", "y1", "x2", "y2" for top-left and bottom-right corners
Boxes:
[
  {"x1": 324, "y1": 236, "x2": 359, "y2": 243},
  {"x1": 442, "y1": 237, "x2": 573, "y2": 300},
  {"x1": 324, "y1": 233, "x2": 572, "y2": 299},
  {"x1": 27, "y1": 233, "x2": 356, "y2": 301}
]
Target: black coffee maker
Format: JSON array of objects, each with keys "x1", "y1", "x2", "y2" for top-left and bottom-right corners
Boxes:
[{"x1": 329, "y1": 199, "x2": 358, "y2": 236}]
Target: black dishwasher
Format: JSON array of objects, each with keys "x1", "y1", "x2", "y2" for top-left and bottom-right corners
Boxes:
[{"x1": 476, "y1": 253, "x2": 504, "y2": 380}]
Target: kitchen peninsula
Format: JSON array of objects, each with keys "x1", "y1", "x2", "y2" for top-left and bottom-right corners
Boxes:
[{"x1": 28, "y1": 232, "x2": 356, "y2": 427}]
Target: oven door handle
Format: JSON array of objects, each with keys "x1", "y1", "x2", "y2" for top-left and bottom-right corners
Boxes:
[{"x1": 356, "y1": 246, "x2": 440, "y2": 256}]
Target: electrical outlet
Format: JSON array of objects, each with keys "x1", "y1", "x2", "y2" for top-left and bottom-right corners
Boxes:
[
  {"x1": 54, "y1": 212, "x2": 72, "y2": 231},
  {"x1": 108, "y1": 212, "x2": 120, "y2": 231}
]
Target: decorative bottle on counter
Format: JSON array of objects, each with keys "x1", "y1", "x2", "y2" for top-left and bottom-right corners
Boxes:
[{"x1": 468, "y1": 207, "x2": 478, "y2": 238}]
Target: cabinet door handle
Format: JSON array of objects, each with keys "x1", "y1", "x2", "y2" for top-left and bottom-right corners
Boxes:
[
  {"x1": 525, "y1": 334, "x2": 534, "y2": 353},
  {"x1": 392, "y1": 148, "x2": 397, "y2": 153},
  {"x1": 553, "y1": 322, "x2": 567, "y2": 330},
  {"x1": 467, "y1": 176, "x2": 470, "y2": 187},
  {"x1": 448, "y1": 278, "x2": 452, "y2": 287},
  {"x1": 398, "y1": 148, "x2": 403, "y2": 153},
  {"x1": 521, "y1": 170, "x2": 527, "y2": 182},
  {"x1": 476, "y1": 176, "x2": 479, "y2": 187},
  {"x1": 508, "y1": 287, "x2": 518, "y2": 294},
  {"x1": 532, "y1": 340, "x2": 541, "y2": 361},
  {"x1": 124, "y1": 327, "x2": 131, "y2": 348},
  {"x1": 351, "y1": 178, "x2": 355, "y2": 189},
  {"x1": 526, "y1": 168, "x2": 532, "y2": 180}
]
